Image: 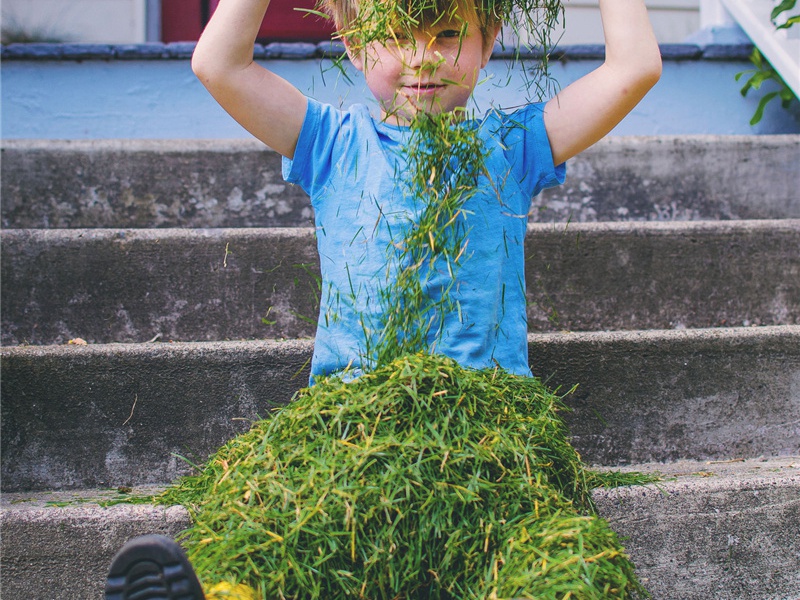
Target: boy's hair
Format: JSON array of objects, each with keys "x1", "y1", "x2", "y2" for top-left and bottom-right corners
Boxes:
[{"x1": 323, "y1": 0, "x2": 503, "y2": 46}]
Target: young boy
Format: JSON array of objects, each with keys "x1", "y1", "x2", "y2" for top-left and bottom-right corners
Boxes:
[{"x1": 105, "y1": 0, "x2": 661, "y2": 597}]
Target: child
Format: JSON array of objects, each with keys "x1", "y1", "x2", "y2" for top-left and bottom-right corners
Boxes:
[{"x1": 105, "y1": 0, "x2": 661, "y2": 597}]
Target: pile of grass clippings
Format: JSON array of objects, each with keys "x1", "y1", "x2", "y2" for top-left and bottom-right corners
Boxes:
[
  {"x1": 160, "y1": 353, "x2": 647, "y2": 598},
  {"x1": 157, "y1": 2, "x2": 653, "y2": 597}
]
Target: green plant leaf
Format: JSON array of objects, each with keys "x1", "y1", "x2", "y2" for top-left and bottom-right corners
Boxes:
[
  {"x1": 750, "y1": 91, "x2": 780, "y2": 125},
  {"x1": 776, "y1": 14, "x2": 800, "y2": 29},
  {"x1": 751, "y1": 48, "x2": 764, "y2": 69},
  {"x1": 771, "y1": 0, "x2": 796, "y2": 21}
]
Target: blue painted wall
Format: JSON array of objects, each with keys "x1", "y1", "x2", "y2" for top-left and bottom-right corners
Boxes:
[{"x1": 2, "y1": 43, "x2": 798, "y2": 138}]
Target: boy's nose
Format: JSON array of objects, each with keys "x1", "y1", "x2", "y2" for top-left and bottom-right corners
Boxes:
[{"x1": 403, "y1": 37, "x2": 439, "y2": 68}]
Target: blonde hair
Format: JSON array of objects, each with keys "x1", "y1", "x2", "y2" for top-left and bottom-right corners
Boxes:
[{"x1": 322, "y1": 0, "x2": 502, "y2": 47}]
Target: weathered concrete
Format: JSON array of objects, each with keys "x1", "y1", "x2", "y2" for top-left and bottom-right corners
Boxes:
[
  {"x1": 524, "y1": 220, "x2": 800, "y2": 333},
  {"x1": 0, "y1": 487, "x2": 190, "y2": 600},
  {"x1": 2, "y1": 327, "x2": 798, "y2": 492},
  {"x1": 593, "y1": 457, "x2": 800, "y2": 600},
  {"x1": 529, "y1": 326, "x2": 800, "y2": 467},
  {"x1": 0, "y1": 139, "x2": 313, "y2": 229},
  {"x1": 536, "y1": 135, "x2": 800, "y2": 222},
  {"x1": 1, "y1": 458, "x2": 798, "y2": 599},
  {"x1": 1, "y1": 228, "x2": 321, "y2": 345},
  {"x1": 2, "y1": 136, "x2": 799, "y2": 229},
  {"x1": 2, "y1": 221, "x2": 798, "y2": 345},
  {"x1": 1, "y1": 339, "x2": 313, "y2": 492}
]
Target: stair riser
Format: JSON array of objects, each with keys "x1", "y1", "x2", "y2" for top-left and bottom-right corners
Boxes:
[
  {"x1": 3, "y1": 222, "x2": 798, "y2": 345},
  {"x1": 593, "y1": 471, "x2": 800, "y2": 600},
  {"x1": 2, "y1": 136, "x2": 799, "y2": 229},
  {"x1": 2, "y1": 327, "x2": 798, "y2": 492},
  {"x1": 0, "y1": 503, "x2": 190, "y2": 600},
  {"x1": 3, "y1": 465, "x2": 798, "y2": 600}
]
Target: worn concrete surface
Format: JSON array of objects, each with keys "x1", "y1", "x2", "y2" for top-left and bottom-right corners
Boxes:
[
  {"x1": 0, "y1": 487, "x2": 189, "y2": 600},
  {"x1": 1, "y1": 139, "x2": 314, "y2": 228},
  {"x1": 530, "y1": 326, "x2": 800, "y2": 467},
  {"x1": 535, "y1": 135, "x2": 800, "y2": 222},
  {"x1": 1, "y1": 339, "x2": 313, "y2": 492},
  {"x1": 593, "y1": 457, "x2": 800, "y2": 600},
  {"x1": 1, "y1": 458, "x2": 798, "y2": 600},
  {"x1": 1, "y1": 227, "x2": 321, "y2": 345},
  {"x1": 3, "y1": 221, "x2": 798, "y2": 345},
  {"x1": 2, "y1": 327, "x2": 798, "y2": 491},
  {"x1": 1, "y1": 227, "x2": 321, "y2": 344},
  {"x1": 2, "y1": 136, "x2": 799, "y2": 229}
]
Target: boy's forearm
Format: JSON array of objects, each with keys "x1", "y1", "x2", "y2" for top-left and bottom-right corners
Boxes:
[
  {"x1": 543, "y1": 0, "x2": 661, "y2": 165},
  {"x1": 190, "y1": 0, "x2": 307, "y2": 158},
  {"x1": 599, "y1": 0, "x2": 662, "y2": 79},
  {"x1": 192, "y1": 0, "x2": 271, "y2": 77}
]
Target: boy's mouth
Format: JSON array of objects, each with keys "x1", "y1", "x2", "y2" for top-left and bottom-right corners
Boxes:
[{"x1": 404, "y1": 82, "x2": 444, "y2": 95}]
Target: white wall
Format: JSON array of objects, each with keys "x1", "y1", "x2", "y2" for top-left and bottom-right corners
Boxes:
[
  {"x1": 1, "y1": 0, "x2": 701, "y2": 45},
  {"x1": 1, "y1": 0, "x2": 148, "y2": 44},
  {"x1": 557, "y1": 0, "x2": 700, "y2": 44}
]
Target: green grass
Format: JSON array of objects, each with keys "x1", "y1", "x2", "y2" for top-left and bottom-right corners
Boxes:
[
  {"x1": 154, "y1": 2, "x2": 655, "y2": 596},
  {"x1": 159, "y1": 353, "x2": 648, "y2": 598}
]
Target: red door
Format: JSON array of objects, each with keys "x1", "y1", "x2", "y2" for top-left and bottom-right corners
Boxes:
[{"x1": 162, "y1": 0, "x2": 335, "y2": 43}]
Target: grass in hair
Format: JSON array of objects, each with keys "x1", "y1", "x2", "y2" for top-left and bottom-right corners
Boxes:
[{"x1": 156, "y1": 1, "x2": 653, "y2": 597}]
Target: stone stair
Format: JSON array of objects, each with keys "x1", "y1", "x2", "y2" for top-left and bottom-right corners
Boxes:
[{"x1": 1, "y1": 137, "x2": 799, "y2": 599}]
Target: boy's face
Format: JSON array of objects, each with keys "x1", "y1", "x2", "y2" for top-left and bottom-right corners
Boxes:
[{"x1": 346, "y1": 15, "x2": 498, "y2": 125}]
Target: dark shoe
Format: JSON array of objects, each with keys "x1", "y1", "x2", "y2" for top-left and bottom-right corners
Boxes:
[{"x1": 105, "y1": 534, "x2": 205, "y2": 600}]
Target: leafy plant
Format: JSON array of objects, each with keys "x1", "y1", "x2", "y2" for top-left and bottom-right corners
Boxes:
[
  {"x1": 735, "y1": 0, "x2": 799, "y2": 125},
  {"x1": 773, "y1": 0, "x2": 800, "y2": 29}
]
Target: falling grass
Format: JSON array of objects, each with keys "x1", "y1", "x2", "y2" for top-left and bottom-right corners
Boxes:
[
  {"x1": 361, "y1": 108, "x2": 486, "y2": 368},
  {"x1": 156, "y1": 68, "x2": 657, "y2": 600},
  {"x1": 333, "y1": 0, "x2": 564, "y2": 61},
  {"x1": 159, "y1": 353, "x2": 647, "y2": 598},
  {"x1": 154, "y1": 1, "x2": 656, "y2": 597},
  {"x1": 158, "y1": 113, "x2": 653, "y2": 599}
]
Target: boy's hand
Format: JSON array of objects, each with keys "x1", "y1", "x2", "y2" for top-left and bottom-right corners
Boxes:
[
  {"x1": 192, "y1": 0, "x2": 308, "y2": 158},
  {"x1": 543, "y1": 0, "x2": 662, "y2": 165}
]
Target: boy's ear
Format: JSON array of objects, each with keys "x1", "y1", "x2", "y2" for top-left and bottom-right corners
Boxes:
[
  {"x1": 343, "y1": 38, "x2": 365, "y2": 72},
  {"x1": 481, "y1": 24, "x2": 502, "y2": 68}
]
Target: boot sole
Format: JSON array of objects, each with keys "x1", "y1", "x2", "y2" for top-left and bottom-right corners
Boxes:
[{"x1": 105, "y1": 534, "x2": 205, "y2": 600}]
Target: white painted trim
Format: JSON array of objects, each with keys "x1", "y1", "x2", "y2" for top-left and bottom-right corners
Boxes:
[
  {"x1": 565, "y1": 0, "x2": 698, "y2": 9},
  {"x1": 1, "y1": 0, "x2": 148, "y2": 43},
  {"x1": 145, "y1": 0, "x2": 161, "y2": 43},
  {"x1": 720, "y1": 0, "x2": 800, "y2": 96},
  {"x1": 700, "y1": 0, "x2": 736, "y2": 28}
]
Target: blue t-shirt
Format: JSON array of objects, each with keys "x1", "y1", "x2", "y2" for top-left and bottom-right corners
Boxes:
[{"x1": 283, "y1": 99, "x2": 565, "y2": 382}]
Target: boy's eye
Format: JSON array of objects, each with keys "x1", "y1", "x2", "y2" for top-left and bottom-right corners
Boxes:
[
  {"x1": 386, "y1": 35, "x2": 410, "y2": 46},
  {"x1": 437, "y1": 29, "x2": 461, "y2": 39}
]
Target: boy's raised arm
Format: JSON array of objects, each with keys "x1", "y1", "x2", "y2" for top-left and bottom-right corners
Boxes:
[
  {"x1": 192, "y1": 0, "x2": 308, "y2": 158},
  {"x1": 543, "y1": 0, "x2": 662, "y2": 166}
]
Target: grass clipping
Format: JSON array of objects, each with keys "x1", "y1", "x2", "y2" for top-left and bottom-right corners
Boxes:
[
  {"x1": 159, "y1": 102, "x2": 649, "y2": 600},
  {"x1": 159, "y1": 2, "x2": 648, "y2": 595},
  {"x1": 161, "y1": 354, "x2": 646, "y2": 598}
]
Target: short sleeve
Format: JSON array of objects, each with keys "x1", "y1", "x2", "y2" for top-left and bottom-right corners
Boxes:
[
  {"x1": 487, "y1": 102, "x2": 566, "y2": 201},
  {"x1": 282, "y1": 98, "x2": 344, "y2": 199}
]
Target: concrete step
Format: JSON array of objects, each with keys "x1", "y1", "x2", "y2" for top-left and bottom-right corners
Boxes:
[
  {"x1": 2, "y1": 134, "x2": 799, "y2": 600},
  {"x1": 2, "y1": 326, "x2": 798, "y2": 492},
  {"x1": 592, "y1": 457, "x2": 800, "y2": 600},
  {"x1": 2, "y1": 136, "x2": 799, "y2": 229},
  {"x1": 3, "y1": 220, "x2": 798, "y2": 345},
  {"x1": 1, "y1": 457, "x2": 798, "y2": 600}
]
